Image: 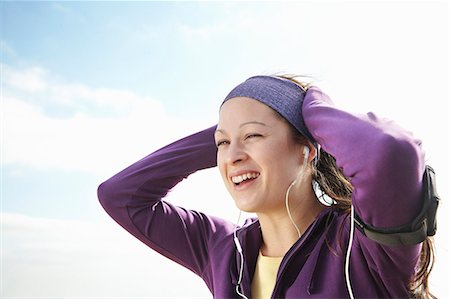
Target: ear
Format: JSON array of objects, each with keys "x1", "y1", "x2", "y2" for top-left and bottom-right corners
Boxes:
[
  {"x1": 295, "y1": 141, "x2": 317, "y2": 165},
  {"x1": 304, "y1": 142, "x2": 317, "y2": 164}
]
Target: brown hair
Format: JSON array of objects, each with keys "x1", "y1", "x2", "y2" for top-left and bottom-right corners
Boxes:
[{"x1": 277, "y1": 75, "x2": 436, "y2": 299}]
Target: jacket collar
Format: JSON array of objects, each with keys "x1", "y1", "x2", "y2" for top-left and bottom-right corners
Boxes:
[{"x1": 230, "y1": 207, "x2": 334, "y2": 298}]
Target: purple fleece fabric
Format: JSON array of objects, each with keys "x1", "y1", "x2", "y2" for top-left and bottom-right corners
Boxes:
[{"x1": 98, "y1": 86, "x2": 424, "y2": 298}]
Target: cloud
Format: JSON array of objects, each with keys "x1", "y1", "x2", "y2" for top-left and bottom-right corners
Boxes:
[
  {"x1": 3, "y1": 65, "x2": 48, "y2": 93},
  {"x1": 2, "y1": 212, "x2": 212, "y2": 298},
  {"x1": 2, "y1": 64, "x2": 163, "y2": 117},
  {"x1": 2, "y1": 65, "x2": 210, "y2": 174}
]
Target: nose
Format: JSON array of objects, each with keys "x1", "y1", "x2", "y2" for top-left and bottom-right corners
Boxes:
[{"x1": 226, "y1": 141, "x2": 248, "y2": 165}]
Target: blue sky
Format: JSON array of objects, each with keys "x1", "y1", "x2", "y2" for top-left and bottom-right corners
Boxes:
[{"x1": 1, "y1": 1, "x2": 448, "y2": 297}]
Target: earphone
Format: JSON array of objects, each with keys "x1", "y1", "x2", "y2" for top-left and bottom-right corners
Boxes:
[
  {"x1": 301, "y1": 144, "x2": 355, "y2": 298},
  {"x1": 233, "y1": 147, "x2": 311, "y2": 299},
  {"x1": 302, "y1": 145, "x2": 355, "y2": 297},
  {"x1": 303, "y1": 146, "x2": 310, "y2": 164},
  {"x1": 232, "y1": 145, "x2": 356, "y2": 299},
  {"x1": 304, "y1": 144, "x2": 355, "y2": 298},
  {"x1": 233, "y1": 144, "x2": 355, "y2": 298}
]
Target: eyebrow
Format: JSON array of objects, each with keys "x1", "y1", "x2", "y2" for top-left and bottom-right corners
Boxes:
[{"x1": 215, "y1": 121, "x2": 267, "y2": 135}]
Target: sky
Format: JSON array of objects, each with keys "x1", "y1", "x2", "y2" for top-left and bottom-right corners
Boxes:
[{"x1": 1, "y1": 1, "x2": 449, "y2": 298}]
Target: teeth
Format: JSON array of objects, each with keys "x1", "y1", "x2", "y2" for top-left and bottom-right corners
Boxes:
[{"x1": 231, "y1": 172, "x2": 259, "y2": 184}]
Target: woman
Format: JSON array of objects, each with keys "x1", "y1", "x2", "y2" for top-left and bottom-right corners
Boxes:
[{"x1": 98, "y1": 75, "x2": 435, "y2": 298}]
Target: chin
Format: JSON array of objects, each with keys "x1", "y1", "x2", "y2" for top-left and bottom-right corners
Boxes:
[
  {"x1": 232, "y1": 197, "x2": 259, "y2": 213},
  {"x1": 234, "y1": 205, "x2": 257, "y2": 213}
]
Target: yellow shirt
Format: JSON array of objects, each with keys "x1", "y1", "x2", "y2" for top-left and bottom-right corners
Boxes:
[{"x1": 251, "y1": 251, "x2": 283, "y2": 299}]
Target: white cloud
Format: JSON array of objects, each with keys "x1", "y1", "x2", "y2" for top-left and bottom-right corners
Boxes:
[
  {"x1": 2, "y1": 212, "x2": 212, "y2": 298},
  {"x1": 2, "y1": 64, "x2": 164, "y2": 116},
  {"x1": 3, "y1": 66, "x2": 48, "y2": 93},
  {"x1": 2, "y1": 65, "x2": 211, "y2": 175}
]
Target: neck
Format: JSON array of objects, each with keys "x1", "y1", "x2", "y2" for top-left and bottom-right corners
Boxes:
[{"x1": 257, "y1": 181, "x2": 325, "y2": 257}]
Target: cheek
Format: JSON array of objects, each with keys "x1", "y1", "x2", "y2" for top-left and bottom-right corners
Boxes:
[
  {"x1": 216, "y1": 153, "x2": 228, "y2": 182},
  {"x1": 263, "y1": 150, "x2": 300, "y2": 182}
]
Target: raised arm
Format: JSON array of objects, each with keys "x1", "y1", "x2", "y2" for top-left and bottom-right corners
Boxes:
[
  {"x1": 302, "y1": 87, "x2": 426, "y2": 292},
  {"x1": 97, "y1": 125, "x2": 233, "y2": 278},
  {"x1": 303, "y1": 87, "x2": 425, "y2": 228}
]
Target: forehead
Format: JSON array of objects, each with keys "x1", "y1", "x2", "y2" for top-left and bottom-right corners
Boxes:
[{"x1": 219, "y1": 97, "x2": 277, "y2": 122}]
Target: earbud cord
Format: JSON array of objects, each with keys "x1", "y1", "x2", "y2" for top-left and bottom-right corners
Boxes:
[
  {"x1": 233, "y1": 147, "x2": 309, "y2": 298},
  {"x1": 345, "y1": 204, "x2": 356, "y2": 299},
  {"x1": 285, "y1": 148, "x2": 309, "y2": 239},
  {"x1": 285, "y1": 180, "x2": 302, "y2": 238},
  {"x1": 233, "y1": 211, "x2": 249, "y2": 299}
]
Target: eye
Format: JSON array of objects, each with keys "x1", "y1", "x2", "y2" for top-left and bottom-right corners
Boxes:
[
  {"x1": 245, "y1": 133, "x2": 262, "y2": 140},
  {"x1": 216, "y1": 139, "x2": 230, "y2": 147}
]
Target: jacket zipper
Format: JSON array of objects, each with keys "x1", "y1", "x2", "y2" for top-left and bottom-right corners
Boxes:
[{"x1": 270, "y1": 210, "x2": 328, "y2": 298}]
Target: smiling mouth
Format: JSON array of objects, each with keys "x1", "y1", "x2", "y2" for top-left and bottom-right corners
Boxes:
[{"x1": 231, "y1": 172, "x2": 260, "y2": 186}]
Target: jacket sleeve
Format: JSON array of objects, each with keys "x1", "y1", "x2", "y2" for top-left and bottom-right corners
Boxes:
[
  {"x1": 302, "y1": 87, "x2": 425, "y2": 282},
  {"x1": 97, "y1": 125, "x2": 232, "y2": 279}
]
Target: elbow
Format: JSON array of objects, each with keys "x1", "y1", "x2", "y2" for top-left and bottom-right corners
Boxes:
[
  {"x1": 365, "y1": 112, "x2": 424, "y2": 174},
  {"x1": 97, "y1": 178, "x2": 136, "y2": 231},
  {"x1": 97, "y1": 178, "x2": 119, "y2": 211},
  {"x1": 374, "y1": 131, "x2": 424, "y2": 178}
]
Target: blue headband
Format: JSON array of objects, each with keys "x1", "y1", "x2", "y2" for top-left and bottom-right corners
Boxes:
[{"x1": 222, "y1": 75, "x2": 316, "y2": 144}]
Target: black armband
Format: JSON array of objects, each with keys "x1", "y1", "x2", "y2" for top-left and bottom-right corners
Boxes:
[{"x1": 354, "y1": 165, "x2": 440, "y2": 246}]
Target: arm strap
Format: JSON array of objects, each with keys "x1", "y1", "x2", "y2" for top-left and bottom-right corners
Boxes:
[{"x1": 354, "y1": 165, "x2": 440, "y2": 246}]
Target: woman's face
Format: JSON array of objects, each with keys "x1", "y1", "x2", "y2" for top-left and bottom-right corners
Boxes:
[{"x1": 215, "y1": 97, "x2": 306, "y2": 214}]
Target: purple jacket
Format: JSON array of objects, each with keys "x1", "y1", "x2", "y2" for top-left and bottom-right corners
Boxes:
[{"x1": 98, "y1": 87, "x2": 425, "y2": 298}]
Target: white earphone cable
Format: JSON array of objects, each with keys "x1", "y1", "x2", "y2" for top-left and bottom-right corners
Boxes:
[
  {"x1": 285, "y1": 181, "x2": 302, "y2": 238},
  {"x1": 233, "y1": 211, "x2": 249, "y2": 299},
  {"x1": 285, "y1": 146, "x2": 309, "y2": 239},
  {"x1": 345, "y1": 204, "x2": 356, "y2": 299},
  {"x1": 233, "y1": 146, "x2": 311, "y2": 298}
]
